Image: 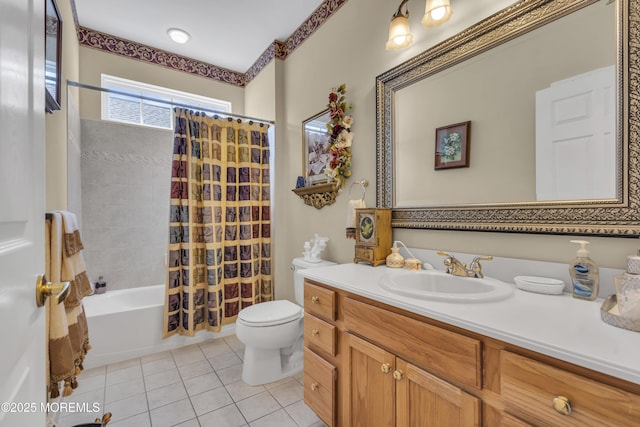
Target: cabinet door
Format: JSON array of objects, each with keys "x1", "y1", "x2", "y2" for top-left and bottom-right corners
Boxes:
[
  {"x1": 396, "y1": 359, "x2": 480, "y2": 427},
  {"x1": 348, "y1": 334, "x2": 396, "y2": 427}
]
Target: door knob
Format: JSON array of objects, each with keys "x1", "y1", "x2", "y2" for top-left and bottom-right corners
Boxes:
[
  {"x1": 36, "y1": 275, "x2": 71, "y2": 307},
  {"x1": 311, "y1": 329, "x2": 320, "y2": 337},
  {"x1": 393, "y1": 370, "x2": 404, "y2": 381},
  {"x1": 381, "y1": 363, "x2": 392, "y2": 374},
  {"x1": 552, "y1": 396, "x2": 572, "y2": 415}
]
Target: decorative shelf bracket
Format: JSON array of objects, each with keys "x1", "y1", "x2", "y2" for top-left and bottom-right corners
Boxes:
[{"x1": 292, "y1": 182, "x2": 339, "y2": 209}]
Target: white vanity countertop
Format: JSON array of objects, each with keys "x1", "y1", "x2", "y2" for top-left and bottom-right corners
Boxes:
[{"x1": 300, "y1": 263, "x2": 640, "y2": 385}]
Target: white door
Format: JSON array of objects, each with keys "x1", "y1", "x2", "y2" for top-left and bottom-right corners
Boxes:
[
  {"x1": 535, "y1": 65, "x2": 616, "y2": 201},
  {"x1": 0, "y1": 0, "x2": 47, "y2": 426}
]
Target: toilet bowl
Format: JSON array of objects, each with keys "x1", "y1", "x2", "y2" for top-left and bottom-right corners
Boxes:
[{"x1": 236, "y1": 257, "x2": 335, "y2": 385}]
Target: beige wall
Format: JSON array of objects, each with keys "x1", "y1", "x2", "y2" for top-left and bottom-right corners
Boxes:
[
  {"x1": 45, "y1": 0, "x2": 80, "y2": 210},
  {"x1": 47, "y1": 0, "x2": 635, "y2": 303},
  {"x1": 78, "y1": 47, "x2": 245, "y2": 119},
  {"x1": 274, "y1": 0, "x2": 636, "y2": 300}
]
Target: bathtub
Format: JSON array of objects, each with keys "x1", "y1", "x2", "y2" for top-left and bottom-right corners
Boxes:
[{"x1": 82, "y1": 284, "x2": 236, "y2": 369}]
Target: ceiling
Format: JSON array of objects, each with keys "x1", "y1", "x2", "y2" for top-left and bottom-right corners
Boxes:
[{"x1": 74, "y1": 0, "x2": 325, "y2": 73}]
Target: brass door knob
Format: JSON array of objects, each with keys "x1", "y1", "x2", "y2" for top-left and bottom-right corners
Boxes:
[
  {"x1": 393, "y1": 370, "x2": 404, "y2": 381},
  {"x1": 311, "y1": 329, "x2": 320, "y2": 337},
  {"x1": 552, "y1": 396, "x2": 572, "y2": 415},
  {"x1": 381, "y1": 363, "x2": 392, "y2": 374},
  {"x1": 311, "y1": 382, "x2": 319, "y2": 391},
  {"x1": 311, "y1": 296, "x2": 320, "y2": 304},
  {"x1": 35, "y1": 275, "x2": 71, "y2": 307}
]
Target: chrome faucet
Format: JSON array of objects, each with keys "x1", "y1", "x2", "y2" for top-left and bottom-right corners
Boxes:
[{"x1": 437, "y1": 252, "x2": 493, "y2": 278}]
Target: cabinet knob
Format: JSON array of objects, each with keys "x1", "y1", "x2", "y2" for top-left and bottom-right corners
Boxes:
[
  {"x1": 311, "y1": 296, "x2": 320, "y2": 304},
  {"x1": 381, "y1": 363, "x2": 392, "y2": 374},
  {"x1": 311, "y1": 329, "x2": 320, "y2": 337},
  {"x1": 552, "y1": 396, "x2": 572, "y2": 415},
  {"x1": 311, "y1": 382, "x2": 319, "y2": 391},
  {"x1": 393, "y1": 370, "x2": 404, "y2": 381}
]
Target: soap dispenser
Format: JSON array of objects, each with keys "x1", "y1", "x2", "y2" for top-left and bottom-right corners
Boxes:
[
  {"x1": 569, "y1": 240, "x2": 599, "y2": 301},
  {"x1": 386, "y1": 241, "x2": 405, "y2": 268}
]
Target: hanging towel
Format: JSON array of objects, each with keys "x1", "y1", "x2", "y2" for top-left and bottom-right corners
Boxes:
[
  {"x1": 346, "y1": 199, "x2": 366, "y2": 239},
  {"x1": 45, "y1": 211, "x2": 92, "y2": 399}
]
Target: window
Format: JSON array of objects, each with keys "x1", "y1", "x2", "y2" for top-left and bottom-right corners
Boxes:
[{"x1": 101, "y1": 74, "x2": 232, "y2": 129}]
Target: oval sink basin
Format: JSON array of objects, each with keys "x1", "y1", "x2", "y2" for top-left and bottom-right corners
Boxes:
[{"x1": 379, "y1": 269, "x2": 513, "y2": 303}]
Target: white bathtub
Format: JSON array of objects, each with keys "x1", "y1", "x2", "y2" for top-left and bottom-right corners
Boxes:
[{"x1": 83, "y1": 284, "x2": 235, "y2": 369}]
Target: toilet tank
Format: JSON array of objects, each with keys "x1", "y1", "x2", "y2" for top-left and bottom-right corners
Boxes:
[{"x1": 291, "y1": 257, "x2": 335, "y2": 305}]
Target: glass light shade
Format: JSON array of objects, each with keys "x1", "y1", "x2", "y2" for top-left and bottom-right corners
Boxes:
[
  {"x1": 167, "y1": 28, "x2": 191, "y2": 44},
  {"x1": 422, "y1": 0, "x2": 452, "y2": 28},
  {"x1": 386, "y1": 15, "x2": 413, "y2": 50}
]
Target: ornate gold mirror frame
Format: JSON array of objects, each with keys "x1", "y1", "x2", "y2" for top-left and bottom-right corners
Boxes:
[{"x1": 376, "y1": 0, "x2": 639, "y2": 236}]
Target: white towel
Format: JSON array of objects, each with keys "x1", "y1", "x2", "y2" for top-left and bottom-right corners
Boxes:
[{"x1": 346, "y1": 199, "x2": 366, "y2": 239}]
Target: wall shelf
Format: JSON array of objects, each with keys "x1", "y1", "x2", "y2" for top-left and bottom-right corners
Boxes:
[{"x1": 292, "y1": 182, "x2": 338, "y2": 209}]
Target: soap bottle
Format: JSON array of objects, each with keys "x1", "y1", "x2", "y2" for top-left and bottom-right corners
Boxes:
[
  {"x1": 569, "y1": 240, "x2": 599, "y2": 300},
  {"x1": 94, "y1": 276, "x2": 106, "y2": 294},
  {"x1": 386, "y1": 242, "x2": 405, "y2": 268}
]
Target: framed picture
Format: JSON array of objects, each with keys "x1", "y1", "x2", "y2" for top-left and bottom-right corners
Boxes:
[
  {"x1": 45, "y1": 0, "x2": 62, "y2": 113},
  {"x1": 302, "y1": 109, "x2": 331, "y2": 185},
  {"x1": 434, "y1": 121, "x2": 470, "y2": 170}
]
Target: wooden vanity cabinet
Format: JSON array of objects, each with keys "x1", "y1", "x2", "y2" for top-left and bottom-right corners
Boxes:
[{"x1": 303, "y1": 279, "x2": 640, "y2": 427}]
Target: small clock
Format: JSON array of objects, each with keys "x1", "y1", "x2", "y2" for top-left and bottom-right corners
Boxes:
[{"x1": 354, "y1": 208, "x2": 392, "y2": 266}]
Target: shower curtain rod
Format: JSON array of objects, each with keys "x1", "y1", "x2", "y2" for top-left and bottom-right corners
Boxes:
[{"x1": 67, "y1": 80, "x2": 275, "y2": 125}]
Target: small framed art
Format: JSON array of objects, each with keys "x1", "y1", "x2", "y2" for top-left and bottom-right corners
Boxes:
[{"x1": 434, "y1": 121, "x2": 470, "y2": 170}]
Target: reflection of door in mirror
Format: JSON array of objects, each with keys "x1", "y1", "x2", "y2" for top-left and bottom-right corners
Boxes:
[{"x1": 535, "y1": 65, "x2": 616, "y2": 201}]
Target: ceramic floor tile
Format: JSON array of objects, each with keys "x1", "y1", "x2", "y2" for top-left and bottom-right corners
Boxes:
[
  {"x1": 146, "y1": 381, "x2": 188, "y2": 410},
  {"x1": 224, "y1": 335, "x2": 245, "y2": 352},
  {"x1": 198, "y1": 403, "x2": 247, "y2": 427},
  {"x1": 79, "y1": 365, "x2": 106, "y2": 379},
  {"x1": 105, "y1": 377, "x2": 145, "y2": 403},
  {"x1": 141, "y1": 350, "x2": 173, "y2": 364},
  {"x1": 183, "y1": 372, "x2": 223, "y2": 396},
  {"x1": 149, "y1": 398, "x2": 196, "y2": 427},
  {"x1": 108, "y1": 411, "x2": 152, "y2": 427},
  {"x1": 264, "y1": 376, "x2": 296, "y2": 390},
  {"x1": 106, "y1": 357, "x2": 141, "y2": 373},
  {"x1": 178, "y1": 359, "x2": 214, "y2": 380},
  {"x1": 142, "y1": 356, "x2": 176, "y2": 377},
  {"x1": 172, "y1": 418, "x2": 200, "y2": 427},
  {"x1": 235, "y1": 391, "x2": 281, "y2": 423},
  {"x1": 225, "y1": 380, "x2": 265, "y2": 402},
  {"x1": 284, "y1": 400, "x2": 322, "y2": 427},
  {"x1": 106, "y1": 365, "x2": 143, "y2": 386},
  {"x1": 216, "y1": 364, "x2": 243, "y2": 385},
  {"x1": 208, "y1": 351, "x2": 242, "y2": 370},
  {"x1": 268, "y1": 381, "x2": 304, "y2": 407},
  {"x1": 199, "y1": 339, "x2": 233, "y2": 358},
  {"x1": 249, "y1": 408, "x2": 298, "y2": 427},
  {"x1": 102, "y1": 392, "x2": 148, "y2": 423},
  {"x1": 190, "y1": 386, "x2": 234, "y2": 417},
  {"x1": 144, "y1": 368, "x2": 181, "y2": 391},
  {"x1": 73, "y1": 373, "x2": 106, "y2": 394},
  {"x1": 60, "y1": 387, "x2": 104, "y2": 408}
]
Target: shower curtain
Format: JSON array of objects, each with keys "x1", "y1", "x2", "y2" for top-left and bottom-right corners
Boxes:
[{"x1": 163, "y1": 108, "x2": 273, "y2": 337}]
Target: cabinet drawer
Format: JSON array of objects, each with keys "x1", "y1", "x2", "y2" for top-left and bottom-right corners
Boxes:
[
  {"x1": 304, "y1": 313, "x2": 336, "y2": 356},
  {"x1": 343, "y1": 297, "x2": 482, "y2": 389},
  {"x1": 501, "y1": 351, "x2": 640, "y2": 426},
  {"x1": 304, "y1": 348, "x2": 336, "y2": 427},
  {"x1": 304, "y1": 282, "x2": 336, "y2": 321}
]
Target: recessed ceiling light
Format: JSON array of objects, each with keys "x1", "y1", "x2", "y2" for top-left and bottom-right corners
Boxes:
[{"x1": 167, "y1": 28, "x2": 190, "y2": 44}]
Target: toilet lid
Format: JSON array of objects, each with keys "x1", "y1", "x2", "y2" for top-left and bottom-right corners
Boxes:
[{"x1": 238, "y1": 300, "x2": 302, "y2": 327}]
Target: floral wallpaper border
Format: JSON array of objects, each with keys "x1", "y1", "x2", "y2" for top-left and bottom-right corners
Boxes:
[{"x1": 71, "y1": 0, "x2": 349, "y2": 87}]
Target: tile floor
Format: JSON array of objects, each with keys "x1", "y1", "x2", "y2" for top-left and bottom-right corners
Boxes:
[{"x1": 56, "y1": 335, "x2": 327, "y2": 427}]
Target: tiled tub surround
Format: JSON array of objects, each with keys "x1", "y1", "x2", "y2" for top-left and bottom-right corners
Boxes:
[
  {"x1": 81, "y1": 119, "x2": 173, "y2": 292},
  {"x1": 56, "y1": 335, "x2": 326, "y2": 427},
  {"x1": 300, "y1": 251, "x2": 639, "y2": 385}
]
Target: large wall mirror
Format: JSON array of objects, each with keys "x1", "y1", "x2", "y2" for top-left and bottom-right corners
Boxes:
[{"x1": 376, "y1": 0, "x2": 640, "y2": 235}]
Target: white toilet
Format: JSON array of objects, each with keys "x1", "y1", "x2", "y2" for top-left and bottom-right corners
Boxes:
[{"x1": 236, "y1": 257, "x2": 335, "y2": 385}]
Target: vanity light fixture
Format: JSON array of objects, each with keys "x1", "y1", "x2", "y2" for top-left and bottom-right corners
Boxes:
[
  {"x1": 385, "y1": 0, "x2": 453, "y2": 50},
  {"x1": 167, "y1": 28, "x2": 191, "y2": 44}
]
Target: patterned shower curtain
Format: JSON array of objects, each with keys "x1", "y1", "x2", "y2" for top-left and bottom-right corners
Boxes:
[{"x1": 163, "y1": 108, "x2": 273, "y2": 337}]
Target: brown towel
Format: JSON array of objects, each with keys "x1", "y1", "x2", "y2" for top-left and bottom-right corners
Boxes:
[
  {"x1": 45, "y1": 211, "x2": 92, "y2": 399},
  {"x1": 346, "y1": 199, "x2": 366, "y2": 239}
]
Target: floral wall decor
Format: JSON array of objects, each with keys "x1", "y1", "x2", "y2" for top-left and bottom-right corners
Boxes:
[{"x1": 326, "y1": 84, "x2": 354, "y2": 188}]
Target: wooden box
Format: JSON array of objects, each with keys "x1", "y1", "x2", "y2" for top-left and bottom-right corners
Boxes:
[{"x1": 354, "y1": 208, "x2": 392, "y2": 266}]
